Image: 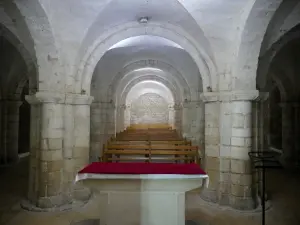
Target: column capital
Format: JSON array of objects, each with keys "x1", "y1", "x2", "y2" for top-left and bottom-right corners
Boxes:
[
  {"x1": 65, "y1": 94, "x2": 94, "y2": 105},
  {"x1": 25, "y1": 92, "x2": 94, "y2": 105},
  {"x1": 93, "y1": 101, "x2": 116, "y2": 109},
  {"x1": 173, "y1": 103, "x2": 182, "y2": 110},
  {"x1": 255, "y1": 92, "x2": 269, "y2": 102},
  {"x1": 118, "y1": 104, "x2": 127, "y2": 109},
  {"x1": 200, "y1": 90, "x2": 259, "y2": 102},
  {"x1": 182, "y1": 100, "x2": 202, "y2": 108}
]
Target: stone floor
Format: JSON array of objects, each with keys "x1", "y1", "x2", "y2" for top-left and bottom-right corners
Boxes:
[{"x1": 0, "y1": 157, "x2": 300, "y2": 225}]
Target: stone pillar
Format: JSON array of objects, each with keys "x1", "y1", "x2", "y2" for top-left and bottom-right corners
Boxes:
[
  {"x1": 279, "y1": 102, "x2": 294, "y2": 166},
  {"x1": 174, "y1": 104, "x2": 182, "y2": 132},
  {"x1": 64, "y1": 94, "x2": 93, "y2": 202},
  {"x1": 252, "y1": 93, "x2": 269, "y2": 152},
  {"x1": 292, "y1": 103, "x2": 300, "y2": 166},
  {"x1": 230, "y1": 91, "x2": 258, "y2": 210},
  {"x1": 5, "y1": 100, "x2": 23, "y2": 163},
  {"x1": 182, "y1": 101, "x2": 191, "y2": 137},
  {"x1": 116, "y1": 104, "x2": 126, "y2": 132},
  {"x1": 90, "y1": 102, "x2": 116, "y2": 160},
  {"x1": 124, "y1": 105, "x2": 131, "y2": 128},
  {"x1": 200, "y1": 93, "x2": 220, "y2": 203},
  {"x1": 251, "y1": 93, "x2": 269, "y2": 206},
  {"x1": 182, "y1": 101, "x2": 204, "y2": 145},
  {"x1": 90, "y1": 102, "x2": 101, "y2": 162},
  {"x1": 200, "y1": 91, "x2": 259, "y2": 210},
  {"x1": 25, "y1": 92, "x2": 65, "y2": 209},
  {"x1": 168, "y1": 104, "x2": 175, "y2": 128}
]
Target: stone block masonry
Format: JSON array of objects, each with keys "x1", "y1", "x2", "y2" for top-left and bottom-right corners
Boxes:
[
  {"x1": 200, "y1": 91, "x2": 259, "y2": 210},
  {"x1": 24, "y1": 92, "x2": 93, "y2": 210}
]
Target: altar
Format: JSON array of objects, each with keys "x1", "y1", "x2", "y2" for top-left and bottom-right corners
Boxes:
[{"x1": 75, "y1": 162, "x2": 208, "y2": 225}]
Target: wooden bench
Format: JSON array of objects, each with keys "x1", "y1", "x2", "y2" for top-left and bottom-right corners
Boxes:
[
  {"x1": 127, "y1": 123, "x2": 171, "y2": 130},
  {"x1": 101, "y1": 144, "x2": 200, "y2": 164},
  {"x1": 108, "y1": 140, "x2": 192, "y2": 146},
  {"x1": 102, "y1": 124, "x2": 201, "y2": 165}
]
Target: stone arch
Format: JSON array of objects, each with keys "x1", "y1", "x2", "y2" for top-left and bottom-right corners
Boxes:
[
  {"x1": 77, "y1": 22, "x2": 216, "y2": 94},
  {"x1": 269, "y1": 72, "x2": 289, "y2": 102},
  {"x1": 119, "y1": 75, "x2": 179, "y2": 105},
  {"x1": 125, "y1": 81, "x2": 174, "y2": 125},
  {"x1": 0, "y1": 24, "x2": 35, "y2": 73},
  {"x1": 232, "y1": 0, "x2": 298, "y2": 90},
  {"x1": 4, "y1": 0, "x2": 63, "y2": 91},
  {"x1": 9, "y1": 76, "x2": 29, "y2": 100},
  {"x1": 108, "y1": 59, "x2": 192, "y2": 101},
  {"x1": 257, "y1": 25, "x2": 300, "y2": 88},
  {"x1": 271, "y1": 68, "x2": 295, "y2": 101},
  {"x1": 125, "y1": 81, "x2": 174, "y2": 105},
  {"x1": 0, "y1": 24, "x2": 37, "y2": 94}
]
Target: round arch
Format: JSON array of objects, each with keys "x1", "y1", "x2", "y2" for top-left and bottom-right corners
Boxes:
[
  {"x1": 257, "y1": 26, "x2": 300, "y2": 88},
  {"x1": 4, "y1": 0, "x2": 63, "y2": 92},
  {"x1": 77, "y1": 22, "x2": 216, "y2": 94},
  {"x1": 125, "y1": 81, "x2": 174, "y2": 106},
  {"x1": 118, "y1": 75, "x2": 179, "y2": 105},
  {"x1": 108, "y1": 59, "x2": 192, "y2": 102},
  {"x1": 232, "y1": 0, "x2": 298, "y2": 90},
  {"x1": 0, "y1": 24, "x2": 35, "y2": 72}
]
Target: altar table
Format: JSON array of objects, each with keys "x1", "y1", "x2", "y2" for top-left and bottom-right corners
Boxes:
[{"x1": 75, "y1": 162, "x2": 209, "y2": 225}]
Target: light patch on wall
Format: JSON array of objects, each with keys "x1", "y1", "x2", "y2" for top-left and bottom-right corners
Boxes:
[
  {"x1": 125, "y1": 80, "x2": 174, "y2": 104},
  {"x1": 130, "y1": 93, "x2": 169, "y2": 125}
]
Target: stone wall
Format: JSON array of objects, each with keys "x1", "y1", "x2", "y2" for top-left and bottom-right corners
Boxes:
[
  {"x1": 200, "y1": 91, "x2": 259, "y2": 210},
  {"x1": 130, "y1": 93, "x2": 169, "y2": 125},
  {"x1": 90, "y1": 102, "x2": 115, "y2": 162},
  {"x1": 181, "y1": 101, "x2": 204, "y2": 147},
  {"x1": 24, "y1": 92, "x2": 93, "y2": 210}
]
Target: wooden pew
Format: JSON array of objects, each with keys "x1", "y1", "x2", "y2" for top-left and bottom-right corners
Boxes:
[
  {"x1": 101, "y1": 144, "x2": 200, "y2": 164},
  {"x1": 102, "y1": 124, "x2": 201, "y2": 165},
  {"x1": 127, "y1": 123, "x2": 171, "y2": 130}
]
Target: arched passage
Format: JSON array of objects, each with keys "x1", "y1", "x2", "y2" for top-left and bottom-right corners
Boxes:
[
  {"x1": 124, "y1": 80, "x2": 175, "y2": 127},
  {"x1": 78, "y1": 23, "x2": 215, "y2": 94}
]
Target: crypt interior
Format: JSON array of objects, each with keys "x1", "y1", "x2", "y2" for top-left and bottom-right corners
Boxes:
[{"x1": 0, "y1": 0, "x2": 300, "y2": 225}]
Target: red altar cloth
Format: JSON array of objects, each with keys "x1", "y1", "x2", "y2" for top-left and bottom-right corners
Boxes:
[{"x1": 78, "y1": 162, "x2": 206, "y2": 175}]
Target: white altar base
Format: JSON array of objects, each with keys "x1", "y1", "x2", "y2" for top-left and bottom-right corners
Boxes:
[{"x1": 75, "y1": 173, "x2": 209, "y2": 225}]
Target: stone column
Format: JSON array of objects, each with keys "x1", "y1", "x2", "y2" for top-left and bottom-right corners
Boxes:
[
  {"x1": 292, "y1": 103, "x2": 300, "y2": 167},
  {"x1": 0, "y1": 100, "x2": 8, "y2": 164},
  {"x1": 24, "y1": 92, "x2": 65, "y2": 210},
  {"x1": 182, "y1": 101, "x2": 191, "y2": 137},
  {"x1": 174, "y1": 104, "x2": 182, "y2": 132},
  {"x1": 259, "y1": 93, "x2": 270, "y2": 151},
  {"x1": 90, "y1": 102, "x2": 101, "y2": 162},
  {"x1": 182, "y1": 101, "x2": 204, "y2": 145},
  {"x1": 124, "y1": 105, "x2": 131, "y2": 128},
  {"x1": 200, "y1": 91, "x2": 259, "y2": 210},
  {"x1": 252, "y1": 93, "x2": 269, "y2": 152},
  {"x1": 116, "y1": 104, "x2": 126, "y2": 132},
  {"x1": 91, "y1": 102, "x2": 116, "y2": 160},
  {"x1": 200, "y1": 93, "x2": 220, "y2": 203},
  {"x1": 251, "y1": 93, "x2": 269, "y2": 206},
  {"x1": 63, "y1": 94, "x2": 93, "y2": 202},
  {"x1": 229, "y1": 90, "x2": 258, "y2": 210},
  {"x1": 5, "y1": 100, "x2": 23, "y2": 163},
  {"x1": 168, "y1": 104, "x2": 175, "y2": 128},
  {"x1": 279, "y1": 102, "x2": 294, "y2": 166}
]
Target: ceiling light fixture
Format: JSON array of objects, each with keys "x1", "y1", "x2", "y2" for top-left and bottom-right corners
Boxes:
[{"x1": 138, "y1": 17, "x2": 149, "y2": 24}]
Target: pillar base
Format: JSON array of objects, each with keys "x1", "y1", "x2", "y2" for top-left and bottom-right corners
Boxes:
[
  {"x1": 200, "y1": 190, "x2": 257, "y2": 210},
  {"x1": 20, "y1": 194, "x2": 89, "y2": 212},
  {"x1": 200, "y1": 189, "x2": 218, "y2": 203},
  {"x1": 229, "y1": 195, "x2": 256, "y2": 210}
]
